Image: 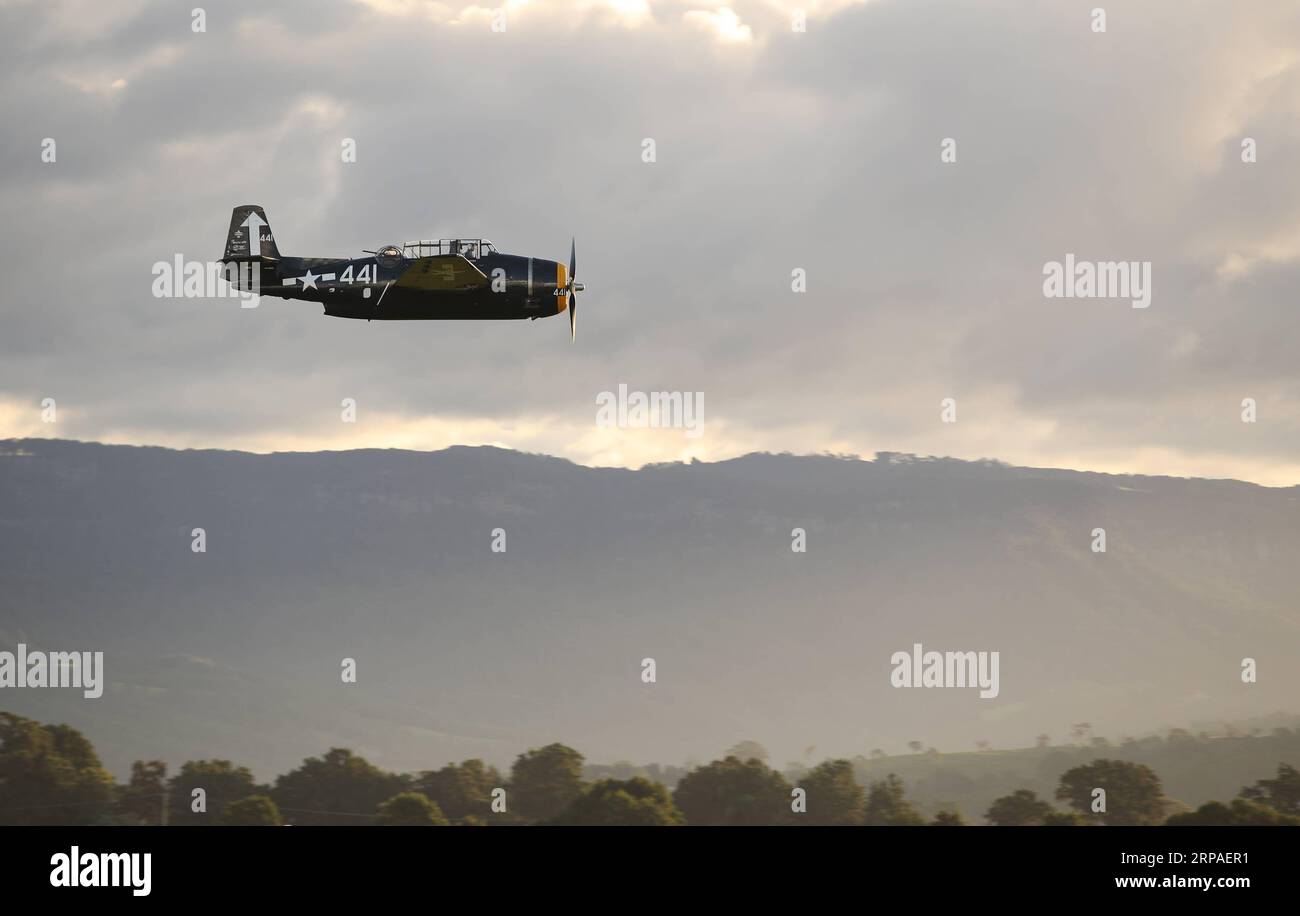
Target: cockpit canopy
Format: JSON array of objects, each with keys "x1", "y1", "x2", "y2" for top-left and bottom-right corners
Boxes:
[{"x1": 401, "y1": 239, "x2": 497, "y2": 260}]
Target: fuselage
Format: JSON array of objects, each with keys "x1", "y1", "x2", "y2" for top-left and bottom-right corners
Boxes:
[{"x1": 243, "y1": 249, "x2": 568, "y2": 321}]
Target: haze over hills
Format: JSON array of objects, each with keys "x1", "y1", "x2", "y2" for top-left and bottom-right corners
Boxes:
[{"x1": 1, "y1": 438, "x2": 1297, "y2": 781}]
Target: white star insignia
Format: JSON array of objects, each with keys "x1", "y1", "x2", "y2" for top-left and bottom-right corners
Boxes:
[{"x1": 299, "y1": 270, "x2": 319, "y2": 290}]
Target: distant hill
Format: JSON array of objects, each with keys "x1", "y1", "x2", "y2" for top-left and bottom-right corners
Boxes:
[
  {"x1": 840, "y1": 724, "x2": 1300, "y2": 820},
  {"x1": 1, "y1": 439, "x2": 1297, "y2": 781}
]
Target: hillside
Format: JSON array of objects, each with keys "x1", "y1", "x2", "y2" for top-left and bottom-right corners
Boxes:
[{"x1": 1, "y1": 439, "x2": 1297, "y2": 780}]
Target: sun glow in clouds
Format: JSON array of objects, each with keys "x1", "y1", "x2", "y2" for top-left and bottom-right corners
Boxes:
[
  {"x1": 683, "y1": 6, "x2": 753, "y2": 42},
  {"x1": 351, "y1": 0, "x2": 870, "y2": 38}
]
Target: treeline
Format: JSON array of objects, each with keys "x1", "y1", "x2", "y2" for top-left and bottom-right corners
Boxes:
[{"x1": 1, "y1": 712, "x2": 1297, "y2": 826}]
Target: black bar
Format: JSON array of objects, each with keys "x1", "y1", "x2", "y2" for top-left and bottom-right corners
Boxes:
[{"x1": 4, "y1": 825, "x2": 1283, "y2": 901}]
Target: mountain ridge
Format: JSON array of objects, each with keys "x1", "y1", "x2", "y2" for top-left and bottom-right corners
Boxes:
[{"x1": 6, "y1": 437, "x2": 1297, "y2": 490}]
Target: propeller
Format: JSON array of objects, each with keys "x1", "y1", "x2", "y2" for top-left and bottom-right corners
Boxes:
[{"x1": 555, "y1": 238, "x2": 585, "y2": 341}]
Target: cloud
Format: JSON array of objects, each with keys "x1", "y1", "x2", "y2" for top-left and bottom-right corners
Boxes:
[
  {"x1": 1, "y1": 0, "x2": 1298, "y2": 484},
  {"x1": 682, "y1": 7, "x2": 753, "y2": 42}
]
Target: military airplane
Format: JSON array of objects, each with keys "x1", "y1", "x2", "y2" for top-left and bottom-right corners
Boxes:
[{"x1": 220, "y1": 205, "x2": 585, "y2": 338}]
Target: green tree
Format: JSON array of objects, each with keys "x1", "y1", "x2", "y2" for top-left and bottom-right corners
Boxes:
[
  {"x1": 931, "y1": 808, "x2": 965, "y2": 825},
  {"x1": 1056, "y1": 759, "x2": 1166, "y2": 825},
  {"x1": 1042, "y1": 810, "x2": 1088, "y2": 825},
  {"x1": 413, "y1": 759, "x2": 501, "y2": 823},
  {"x1": 862, "y1": 773, "x2": 925, "y2": 825},
  {"x1": 168, "y1": 759, "x2": 260, "y2": 825},
  {"x1": 673, "y1": 756, "x2": 792, "y2": 826},
  {"x1": 376, "y1": 791, "x2": 449, "y2": 826},
  {"x1": 799, "y1": 759, "x2": 864, "y2": 825},
  {"x1": 0, "y1": 713, "x2": 115, "y2": 825},
  {"x1": 221, "y1": 794, "x2": 283, "y2": 826},
  {"x1": 118, "y1": 760, "x2": 167, "y2": 825},
  {"x1": 1239, "y1": 763, "x2": 1300, "y2": 815},
  {"x1": 272, "y1": 748, "x2": 406, "y2": 826},
  {"x1": 986, "y1": 788, "x2": 1054, "y2": 826},
  {"x1": 1167, "y1": 798, "x2": 1300, "y2": 826},
  {"x1": 554, "y1": 777, "x2": 684, "y2": 825},
  {"x1": 509, "y1": 743, "x2": 585, "y2": 824}
]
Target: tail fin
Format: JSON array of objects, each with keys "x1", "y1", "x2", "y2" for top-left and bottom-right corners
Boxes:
[{"x1": 223, "y1": 205, "x2": 281, "y2": 262}]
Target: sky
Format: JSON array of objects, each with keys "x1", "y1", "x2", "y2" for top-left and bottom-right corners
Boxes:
[{"x1": 1, "y1": 0, "x2": 1298, "y2": 484}]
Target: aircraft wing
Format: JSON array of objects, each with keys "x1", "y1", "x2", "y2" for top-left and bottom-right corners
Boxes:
[{"x1": 394, "y1": 255, "x2": 489, "y2": 291}]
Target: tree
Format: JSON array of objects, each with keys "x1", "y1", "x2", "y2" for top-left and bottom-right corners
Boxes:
[
  {"x1": 986, "y1": 789, "x2": 1054, "y2": 826},
  {"x1": 221, "y1": 795, "x2": 283, "y2": 826},
  {"x1": 931, "y1": 808, "x2": 965, "y2": 825},
  {"x1": 1042, "y1": 810, "x2": 1088, "y2": 826},
  {"x1": 168, "y1": 759, "x2": 260, "y2": 825},
  {"x1": 1167, "y1": 800, "x2": 1229, "y2": 826},
  {"x1": 509, "y1": 743, "x2": 585, "y2": 824},
  {"x1": 554, "y1": 777, "x2": 684, "y2": 825},
  {"x1": 272, "y1": 748, "x2": 406, "y2": 826},
  {"x1": 376, "y1": 792, "x2": 448, "y2": 826},
  {"x1": 1239, "y1": 763, "x2": 1300, "y2": 815},
  {"x1": 1056, "y1": 759, "x2": 1166, "y2": 825},
  {"x1": 1167, "y1": 798, "x2": 1300, "y2": 826},
  {"x1": 724, "y1": 741, "x2": 770, "y2": 764},
  {"x1": 118, "y1": 760, "x2": 167, "y2": 825},
  {"x1": 0, "y1": 713, "x2": 115, "y2": 825},
  {"x1": 413, "y1": 759, "x2": 502, "y2": 823},
  {"x1": 862, "y1": 773, "x2": 925, "y2": 826},
  {"x1": 798, "y1": 759, "x2": 864, "y2": 826},
  {"x1": 907, "y1": 741, "x2": 923, "y2": 754},
  {"x1": 673, "y1": 756, "x2": 792, "y2": 826}
]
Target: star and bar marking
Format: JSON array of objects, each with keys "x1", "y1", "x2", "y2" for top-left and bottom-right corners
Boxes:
[{"x1": 281, "y1": 269, "x2": 338, "y2": 289}]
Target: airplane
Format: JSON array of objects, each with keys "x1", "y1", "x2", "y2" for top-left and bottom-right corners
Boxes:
[{"x1": 219, "y1": 205, "x2": 585, "y2": 338}]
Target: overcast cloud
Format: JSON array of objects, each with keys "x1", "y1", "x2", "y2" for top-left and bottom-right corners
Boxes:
[{"x1": 1, "y1": 0, "x2": 1298, "y2": 483}]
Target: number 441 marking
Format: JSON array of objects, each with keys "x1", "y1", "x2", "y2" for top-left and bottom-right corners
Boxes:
[{"x1": 340, "y1": 264, "x2": 374, "y2": 283}]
